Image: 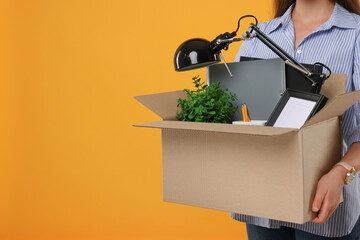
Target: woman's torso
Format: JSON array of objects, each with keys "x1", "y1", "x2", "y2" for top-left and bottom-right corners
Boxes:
[{"x1": 231, "y1": 3, "x2": 360, "y2": 237}]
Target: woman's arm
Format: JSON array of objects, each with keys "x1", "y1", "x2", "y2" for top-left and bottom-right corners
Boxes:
[
  {"x1": 310, "y1": 142, "x2": 360, "y2": 224},
  {"x1": 310, "y1": 28, "x2": 360, "y2": 224}
]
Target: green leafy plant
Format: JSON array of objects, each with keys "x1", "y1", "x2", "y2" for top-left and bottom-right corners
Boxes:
[{"x1": 176, "y1": 76, "x2": 238, "y2": 123}]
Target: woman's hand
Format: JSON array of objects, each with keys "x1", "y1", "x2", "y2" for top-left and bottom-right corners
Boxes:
[{"x1": 310, "y1": 166, "x2": 346, "y2": 224}]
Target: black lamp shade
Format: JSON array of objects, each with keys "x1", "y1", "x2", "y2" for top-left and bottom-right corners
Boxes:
[{"x1": 174, "y1": 38, "x2": 221, "y2": 71}]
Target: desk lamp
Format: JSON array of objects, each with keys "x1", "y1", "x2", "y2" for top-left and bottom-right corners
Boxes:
[{"x1": 174, "y1": 15, "x2": 331, "y2": 91}]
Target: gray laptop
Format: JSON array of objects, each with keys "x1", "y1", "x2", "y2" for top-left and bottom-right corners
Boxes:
[{"x1": 207, "y1": 58, "x2": 286, "y2": 121}]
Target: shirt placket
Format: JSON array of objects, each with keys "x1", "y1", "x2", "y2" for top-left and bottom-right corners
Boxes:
[
  {"x1": 284, "y1": 20, "x2": 305, "y2": 63},
  {"x1": 282, "y1": 21, "x2": 296, "y2": 58},
  {"x1": 293, "y1": 22, "x2": 331, "y2": 64}
]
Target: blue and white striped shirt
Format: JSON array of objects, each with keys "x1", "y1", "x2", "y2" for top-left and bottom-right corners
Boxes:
[{"x1": 231, "y1": 3, "x2": 360, "y2": 237}]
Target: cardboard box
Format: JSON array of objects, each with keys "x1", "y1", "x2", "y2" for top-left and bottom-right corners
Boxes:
[{"x1": 134, "y1": 74, "x2": 360, "y2": 224}]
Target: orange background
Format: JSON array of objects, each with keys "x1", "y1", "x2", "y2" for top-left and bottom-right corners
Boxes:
[{"x1": 0, "y1": 0, "x2": 272, "y2": 239}]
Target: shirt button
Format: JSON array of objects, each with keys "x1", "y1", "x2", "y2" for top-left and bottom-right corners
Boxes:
[{"x1": 297, "y1": 49, "x2": 302, "y2": 54}]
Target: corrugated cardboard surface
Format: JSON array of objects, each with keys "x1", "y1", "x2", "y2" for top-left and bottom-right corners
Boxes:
[
  {"x1": 162, "y1": 128, "x2": 306, "y2": 223},
  {"x1": 319, "y1": 74, "x2": 346, "y2": 101},
  {"x1": 134, "y1": 90, "x2": 186, "y2": 120},
  {"x1": 304, "y1": 91, "x2": 360, "y2": 126},
  {"x1": 135, "y1": 120, "x2": 296, "y2": 136},
  {"x1": 301, "y1": 117, "x2": 342, "y2": 221},
  {"x1": 134, "y1": 73, "x2": 360, "y2": 224}
]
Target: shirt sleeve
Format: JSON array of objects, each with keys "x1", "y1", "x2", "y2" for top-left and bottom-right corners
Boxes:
[{"x1": 344, "y1": 31, "x2": 360, "y2": 147}]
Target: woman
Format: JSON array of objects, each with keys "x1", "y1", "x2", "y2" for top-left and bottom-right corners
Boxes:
[{"x1": 231, "y1": 0, "x2": 360, "y2": 239}]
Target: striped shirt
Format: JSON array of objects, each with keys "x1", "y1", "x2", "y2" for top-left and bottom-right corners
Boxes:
[{"x1": 231, "y1": 3, "x2": 360, "y2": 237}]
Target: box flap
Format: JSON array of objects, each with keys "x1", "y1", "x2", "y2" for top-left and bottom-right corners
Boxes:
[
  {"x1": 320, "y1": 74, "x2": 346, "y2": 100},
  {"x1": 134, "y1": 90, "x2": 187, "y2": 120},
  {"x1": 134, "y1": 120, "x2": 297, "y2": 136},
  {"x1": 304, "y1": 90, "x2": 360, "y2": 126}
]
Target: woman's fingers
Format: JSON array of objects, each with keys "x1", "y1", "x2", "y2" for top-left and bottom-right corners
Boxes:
[
  {"x1": 310, "y1": 196, "x2": 332, "y2": 224},
  {"x1": 310, "y1": 195, "x2": 340, "y2": 224},
  {"x1": 309, "y1": 167, "x2": 345, "y2": 224},
  {"x1": 312, "y1": 181, "x2": 327, "y2": 213}
]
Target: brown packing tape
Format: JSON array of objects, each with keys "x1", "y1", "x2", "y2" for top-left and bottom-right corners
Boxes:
[
  {"x1": 134, "y1": 120, "x2": 297, "y2": 136},
  {"x1": 134, "y1": 90, "x2": 187, "y2": 120}
]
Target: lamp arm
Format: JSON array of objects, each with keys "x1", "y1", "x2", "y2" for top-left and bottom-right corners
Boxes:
[
  {"x1": 248, "y1": 23, "x2": 313, "y2": 77},
  {"x1": 216, "y1": 38, "x2": 245, "y2": 44},
  {"x1": 208, "y1": 16, "x2": 331, "y2": 86},
  {"x1": 215, "y1": 35, "x2": 317, "y2": 84}
]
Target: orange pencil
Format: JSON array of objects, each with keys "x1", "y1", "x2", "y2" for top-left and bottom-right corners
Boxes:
[
  {"x1": 242, "y1": 104, "x2": 246, "y2": 122},
  {"x1": 242, "y1": 105, "x2": 246, "y2": 121},
  {"x1": 244, "y1": 104, "x2": 250, "y2": 122}
]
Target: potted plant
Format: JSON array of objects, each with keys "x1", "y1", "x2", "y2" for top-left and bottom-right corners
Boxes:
[{"x1": 176, "y1": 76, "x2": 238, "y2": 123}]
